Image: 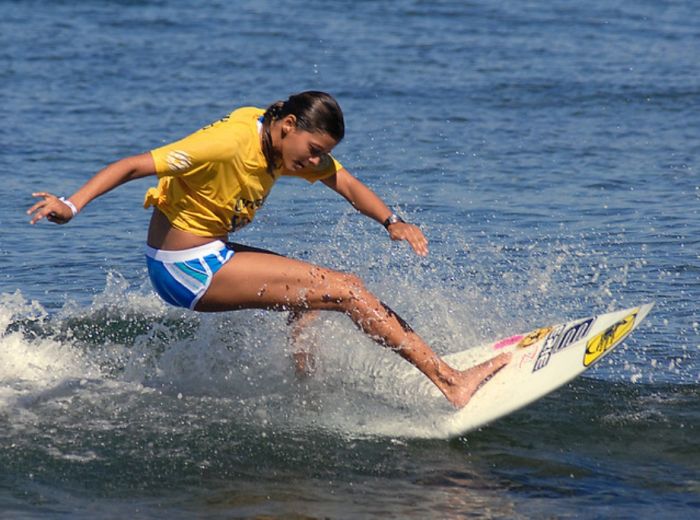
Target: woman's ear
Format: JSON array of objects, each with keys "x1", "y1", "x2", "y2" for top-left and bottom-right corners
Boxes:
[{"x1": 281, "y1": 114, "x2": 297, "y2": 137}]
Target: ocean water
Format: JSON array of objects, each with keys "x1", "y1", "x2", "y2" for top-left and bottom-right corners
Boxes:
[{"x1": 1, "y1": 0, "x2": 698, "y2": 518}]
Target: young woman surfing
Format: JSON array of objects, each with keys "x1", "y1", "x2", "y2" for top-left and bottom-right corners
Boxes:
[{"x1": 27, "y1": 91, "x2": 510, "y2": 408}]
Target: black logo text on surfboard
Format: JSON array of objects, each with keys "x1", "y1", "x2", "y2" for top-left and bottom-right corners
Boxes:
[{"x1": 532, "y1": 317, "x2": 595, "y2": 372}]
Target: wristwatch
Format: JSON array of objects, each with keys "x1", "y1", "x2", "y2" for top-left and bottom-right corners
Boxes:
[{"x1": 382, "y1": 213, "x2": 405, "y2": 229}]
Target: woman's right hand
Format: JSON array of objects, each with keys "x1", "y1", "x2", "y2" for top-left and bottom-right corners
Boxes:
[
  {"x1": 27, "y1": 192, "x2": 75, "y2": 225},
  {"x1": 27, "y1": 153, "x2": 156, "y2": 226}
]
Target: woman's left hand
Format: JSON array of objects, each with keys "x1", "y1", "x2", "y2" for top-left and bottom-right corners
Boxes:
[{"x1": 387, "y1": 222, "x2": 429, "y2": 257}]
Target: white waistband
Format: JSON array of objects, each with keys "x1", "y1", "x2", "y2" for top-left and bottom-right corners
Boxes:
[{"x1": 145, "y1": 240, "x2": 227, "y2": 263}]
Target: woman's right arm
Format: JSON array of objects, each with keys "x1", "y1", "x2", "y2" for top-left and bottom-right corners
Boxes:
[{"x1": 27, "y1": 152, "x2": 156, "y2": 225}]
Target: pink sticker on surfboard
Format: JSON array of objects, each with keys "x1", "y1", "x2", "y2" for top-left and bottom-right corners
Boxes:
[{"x1": 493, "y1": 335, "x2": 525, "y2": 350}]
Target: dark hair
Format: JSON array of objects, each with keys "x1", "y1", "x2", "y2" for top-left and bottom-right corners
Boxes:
[{"x1": 261, "y1": 91, "x2": 345, "y2": 174}]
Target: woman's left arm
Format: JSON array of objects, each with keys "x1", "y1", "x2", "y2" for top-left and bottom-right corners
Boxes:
[{"x1": 322, "y1": 168, "x2": 428, "y2": 256}]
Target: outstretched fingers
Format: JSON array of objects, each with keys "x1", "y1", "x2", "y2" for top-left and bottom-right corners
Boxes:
[{"x1": 27, "y1": 192, "x2": 72, "y2": 225}]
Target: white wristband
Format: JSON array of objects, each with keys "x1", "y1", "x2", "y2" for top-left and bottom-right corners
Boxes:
[{"x1": 59, "y1": 197, "x2": 79, "y2": 217}]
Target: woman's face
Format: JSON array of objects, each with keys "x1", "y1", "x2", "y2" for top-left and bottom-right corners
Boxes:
[{"x1": 277, "y1": 117, "x2": 338, "y2": 172}]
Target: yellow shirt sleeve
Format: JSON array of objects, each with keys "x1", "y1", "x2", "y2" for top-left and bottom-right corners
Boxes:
[{"x1": 150, "y1": 117, "x2": 244, "y2": 176}]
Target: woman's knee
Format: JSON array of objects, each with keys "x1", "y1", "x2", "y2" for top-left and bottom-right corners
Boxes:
[
  {"x1": 322, "y1": 271, "x2": 371, "y2": 308},
  {"x1": 338, "y1": 271, "x2": 365, "y2": 291}
]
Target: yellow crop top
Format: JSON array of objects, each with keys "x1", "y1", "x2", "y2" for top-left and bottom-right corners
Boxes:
[{"x1": 144, "y1": 106, "x2": 343, "y2": 236}]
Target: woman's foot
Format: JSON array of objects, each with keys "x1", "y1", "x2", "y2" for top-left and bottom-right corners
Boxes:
[{"x1": 442, "y1": 352, "x2": 512, "y2": 408}]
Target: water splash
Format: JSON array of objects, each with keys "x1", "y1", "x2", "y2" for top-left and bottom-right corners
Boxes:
[{"x1": 0, "y1": 218, "x2": 683, "y2": 441}]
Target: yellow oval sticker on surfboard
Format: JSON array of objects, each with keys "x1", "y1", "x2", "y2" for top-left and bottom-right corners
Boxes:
[{"x1": 583, "y1": 310, "x2": 637, "y2": 367}]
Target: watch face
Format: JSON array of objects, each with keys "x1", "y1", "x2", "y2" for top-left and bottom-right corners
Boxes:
[{"x1": 384, "y1": 214, "x2": 403, "y2": 228}]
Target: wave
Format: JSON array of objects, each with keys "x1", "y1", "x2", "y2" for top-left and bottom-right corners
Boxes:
[{"x1": 0, "y1": 260, "x2": 687, "y2": 443}]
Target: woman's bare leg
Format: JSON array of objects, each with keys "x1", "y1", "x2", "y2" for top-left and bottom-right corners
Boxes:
[
  {"x1": 196, "y1": 251, "x2": 510, "y2": 408},
  {"x1": 287, "y1": 310, "x2": 320, "y2": 377},
  {"x1": 226, "y1": 242, "x2": 318, "y2": 376}
]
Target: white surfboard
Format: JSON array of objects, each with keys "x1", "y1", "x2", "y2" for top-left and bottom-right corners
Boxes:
[{"x1": 430, "y1": 303, "x2": 654, "y2": 437}]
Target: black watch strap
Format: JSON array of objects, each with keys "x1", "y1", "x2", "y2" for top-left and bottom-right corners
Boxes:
[{"x1": 383, "y1": 213, "x2": 405, "y2": 229}]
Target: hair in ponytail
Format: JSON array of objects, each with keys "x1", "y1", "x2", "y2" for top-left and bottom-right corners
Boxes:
[
  {"x1": 261, "y1": 101, "x2": 285, "y2": 174},
  {"x1": 261, "y1": 91, "x2": 344, "y2": 174}
]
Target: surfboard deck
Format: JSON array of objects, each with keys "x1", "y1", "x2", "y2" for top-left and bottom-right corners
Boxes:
[{"x1": 429, "y1": 303, "x2": 654, "y2": 437}]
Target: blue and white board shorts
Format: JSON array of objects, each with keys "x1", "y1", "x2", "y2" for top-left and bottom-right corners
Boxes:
[{"x1": 145, "y1": 240, "x2": 234, "y2": 310}]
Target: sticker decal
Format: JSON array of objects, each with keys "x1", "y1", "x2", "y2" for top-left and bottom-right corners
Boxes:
[
  {"x1": 517, "y1": 327, "x2": 552, "y2": 349},
  {"x1": 493, "y1": 335, "x2": 525, "y2": 350},
  {"x1": 583, "y1": 310, "x2": 637, "y2": 367},
  {"x1": 533, "y1": 317, "x2": 595, "y2": 372},
  {"x1": 166, "y1": 150, "x2": 193, "y2": 172},
  {"x1": 518, "y1": 346, "x2": 538, "y2": 369}
]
